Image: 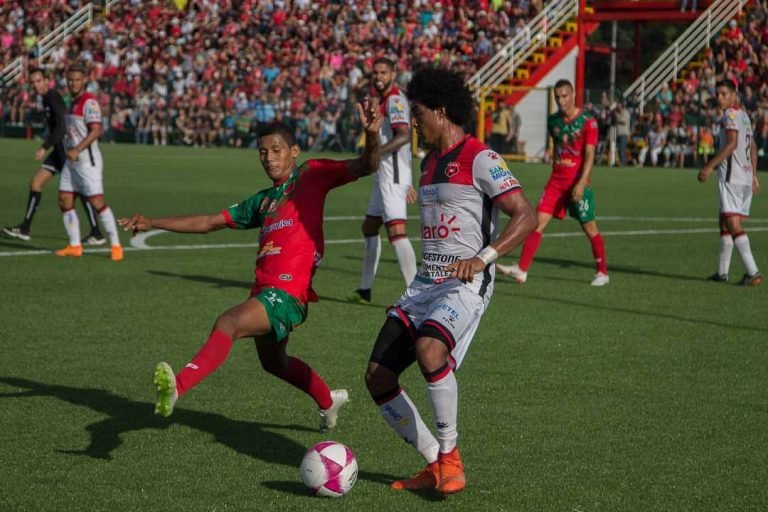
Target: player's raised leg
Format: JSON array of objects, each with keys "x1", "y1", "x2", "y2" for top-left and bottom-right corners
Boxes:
[
  {"x1": 366, "y1": 316, "x2": 441, "y2": 490},
  {"x1": 155, "y1": 298, "x2": 270, "y2": 417}
]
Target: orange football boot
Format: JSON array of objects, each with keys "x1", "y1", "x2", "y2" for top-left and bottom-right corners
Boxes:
[
  {"x1": 110, "y1": 245, "x2": 124, "y2": 261},
  {"x1": 55, "y1": 245, "x2": 83, "y2": 257},
  {"x1": 391, "y1": 461, "x2": 439, "y2": 490},
  {"x1": 437, "y1": 447, "x2": 465, "y2": 494}
]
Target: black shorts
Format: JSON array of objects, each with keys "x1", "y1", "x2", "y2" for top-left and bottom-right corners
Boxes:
[{"x1": 41, "y1": 144, "x2": 67, "y2": 174}]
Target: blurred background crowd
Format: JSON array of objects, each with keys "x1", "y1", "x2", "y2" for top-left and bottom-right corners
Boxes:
[{"x1": 1, "y1": 0, "x2": 767, "y2": 166}]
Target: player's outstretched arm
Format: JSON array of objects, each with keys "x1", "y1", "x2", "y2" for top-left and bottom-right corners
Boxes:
[
  {"x1": 347, "y1": 98, "x2": 383, "y2": 178},
  {"x1": 118, "y1": 213, "x2": 228, "y2": 235}
]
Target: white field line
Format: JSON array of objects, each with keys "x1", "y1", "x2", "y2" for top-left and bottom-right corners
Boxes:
[{"x1": 1, "y1": 225, "x2": 767, "y2": 258}]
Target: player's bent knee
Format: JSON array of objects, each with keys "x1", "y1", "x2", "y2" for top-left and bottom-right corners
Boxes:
[{"x1": 365, "y1": 363, "x2": 399, "y2": 396}]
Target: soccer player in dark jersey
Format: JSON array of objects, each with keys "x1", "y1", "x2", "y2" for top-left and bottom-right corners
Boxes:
[
  {"x1": 118, "y1": 100, "x2": 382, "y2": 431},
  {"x1": 496, "y1": 79, "x2": 610, "y2": 286},
  {"x1": 364, "y1": 68, "x2": 535, "y2": 494},
  {"x1": 3, "y1": 68, "x2": 104, "y2": 244}
]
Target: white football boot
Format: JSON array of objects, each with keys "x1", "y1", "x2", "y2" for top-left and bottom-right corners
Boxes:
[
  {"x1": 495, "y1": 262, "x2": 528, "y2": 283},
  {"x1": 319, "y1": 389, "x2": 349, "y2": 432},
  {"x1": 590, "y1": 272, "x2": 610, "y2": 287}
]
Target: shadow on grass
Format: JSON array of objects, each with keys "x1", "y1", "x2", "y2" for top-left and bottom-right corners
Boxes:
[
  {"x1": 531, "y1": 256, "x2": 704, "y2": 282},
  {"x1": 0, "y1": 376, "x2": 399, "y2": 492},
  {"x1": 147, "y1": 270, "x2": 250, "y2": 289},
  {"x1": 498, "y1": 291, "x2": 768, "y2": 334},
  {"x1": 145, "y1": 271, "x2": 388, "y2": 309}
]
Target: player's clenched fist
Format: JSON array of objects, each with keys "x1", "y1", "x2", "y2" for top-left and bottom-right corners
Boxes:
[
  {"x1": 445, "y1": 257, "x2": 486, "y2": 283},
  {"x1": 118, "y1": 214, "x2": 152, "y2": 234}
]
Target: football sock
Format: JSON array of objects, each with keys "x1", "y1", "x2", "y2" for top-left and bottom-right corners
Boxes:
[
  {"x1": 426, "y1": 366, "x2": 459, "y2": 454},
  {"x1": 733, "y1": 232, "x2": 759, "y2": 276},
  {"x1": 359, "y1": 235, "x2": 381, "y2": 290},
  {"x1": 275, "y1": 357, "x2": 333, "y2": 410},
  {"x1": 176, "y1": 330, "x2": 233, "y2": 397},
  {"x1": 718, "y1": 231, "x2": 734, "y2": 276},
  {"x1": 96, "y1": 205, "x2": 121, "y2": 247},
  {"x1": 376, "y1": 388, "x2": 439, "y2": 464},
  {"x1": 21, "y1": 190, "x2": 42, "y2": 230},
  {"x1": 391, "y1": 235, "x2": 417, "y2": 285},
  {"x1": 589, "y1": 233, "x2": 608, "y2": 274},
  {"x1": 81, "y1": 196, "x2": 102, "y2": 235},
  {"x1": 61, "y1": 208, "x2": 81, "y2": 246},
  {"x1": 519, "y1": 230, "x2": 543, "y2": 272}
]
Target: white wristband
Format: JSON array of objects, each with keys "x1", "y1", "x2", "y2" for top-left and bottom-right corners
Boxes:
[{"x1": 476, "y1": 246, "x2": 498, "y2": 266}]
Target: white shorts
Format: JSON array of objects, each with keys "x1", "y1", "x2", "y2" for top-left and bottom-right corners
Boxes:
[
  {"x1": 719, "y1": 180, "x2": 752, "y2": 217},
  {"x1": 392, "y1": 278, "x2": 492, "y2": 369},
  {"x1": 366, "y1": 181, "x2": 410, "y2": 223},
  {"x1": 59, "y1": 156, "x2": 104, "y2": 197}
]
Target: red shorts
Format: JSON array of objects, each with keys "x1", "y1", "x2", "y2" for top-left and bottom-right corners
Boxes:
[{"x1": 536, "y1": 181, "x2": 573, "y2": 220}]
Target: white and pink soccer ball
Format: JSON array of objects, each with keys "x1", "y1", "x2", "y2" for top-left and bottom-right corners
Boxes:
[{"x1": 299, "y1": 441, "x2": 358, "y2": 497}]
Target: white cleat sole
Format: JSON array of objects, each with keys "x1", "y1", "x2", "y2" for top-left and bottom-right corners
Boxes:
[{"x1": 319, "y1": 389, "x2": 349, "y2": 432}]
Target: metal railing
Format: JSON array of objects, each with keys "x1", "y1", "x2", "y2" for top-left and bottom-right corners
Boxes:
[
  {"x1": 623, "y1": 0, "x2": 747, "y2": 112},
  {"x1": 37, "y1": 3, "x2": 95, "y2": 66},
  {"x1": 0, "y1": 2, "x2": 101, "y2": 87},
  {"x1": 466, "y1": 0, "x2": 578, "y2": 98}
]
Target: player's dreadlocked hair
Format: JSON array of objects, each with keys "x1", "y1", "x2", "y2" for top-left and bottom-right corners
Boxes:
[
  {"x1": 258, "y1": 121, "x2": 297, "y2": 147},
  {"x1": 406, "y1": 68, "x2": 474, "y2": 127}
]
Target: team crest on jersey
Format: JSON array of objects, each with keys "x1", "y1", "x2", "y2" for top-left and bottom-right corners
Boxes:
[
  {"x1": 259, "y1": 197, "x2": 269, "y2": 213},
  {"x1": 487, "y1": 151, "x2": 498, "y2": 160},
  {"x1": 267, "y1": 200, "x2": 278, "y2": 213},
  {"x1": 444, "y1": 161, "x2": 460, "y2": 178},
  {"x1": 258, "y1": 241, "x2": 282, "y2": 258}
]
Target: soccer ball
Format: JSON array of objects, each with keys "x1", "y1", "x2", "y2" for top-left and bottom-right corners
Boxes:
[{"x1": 300, "y1": 441, "x2": 358, "y2": 497}]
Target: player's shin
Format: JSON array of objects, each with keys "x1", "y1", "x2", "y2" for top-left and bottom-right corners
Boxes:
[
  {"x1": 175, "y1": 330, "x2": 233, "y2": 396},
  {"x1": 718, "y1": 231, "x2": 734, "y2": 276},
  {"x1": 62, "y1": 208, "x2": 81, "y2": 246},
  {"x1": 425, "y1": 366, "x2": 459, "y2": 454},
  {"x1": 274, "y1": 357, "x2": 333, "y2": 410},
  {"x1": 733, "y1": 232, "x2": 760, "y2": 276},
  {"x1": 375, "y1": 387, "x2": 439, "y2": 464},
  {"x1": 360, "y1": 235, "x2": 381, "y2": 290},
  {"x1": 519, "y1": 231, "x2": 542, "y2": 271},
  {"x1": 391, "y1": 235, "x2": 417, "y2": 284},
  {"x1": 97, "y1": 206, "x2": 121, "y2": 247},
  {"x1": 589, "y1": 233, "x2": 608, "y2": 274}
]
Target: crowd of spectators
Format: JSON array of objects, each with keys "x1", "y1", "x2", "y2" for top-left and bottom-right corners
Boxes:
[
  {"x1": 1, "y1": 0, "x2": 542, "y2": 149},
  {"x1": 587, "y1": 0, "x2": 768, "y2": 168}
]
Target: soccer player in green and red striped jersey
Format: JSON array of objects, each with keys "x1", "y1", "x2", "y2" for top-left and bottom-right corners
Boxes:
[
  {"x1": 119, "y1": 99, "x2": 383, "y2": 431},
  {"x1": 496, "y1": 79, "x2": 610, "y2": 286}
]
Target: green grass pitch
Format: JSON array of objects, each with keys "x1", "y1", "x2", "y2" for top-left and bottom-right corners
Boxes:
[{"x1": 0, "y1": 138, "x2": 766, "y2": 511}]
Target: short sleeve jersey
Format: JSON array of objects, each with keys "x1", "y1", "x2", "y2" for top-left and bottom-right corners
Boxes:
[
  {"x1": 717, "y1": 107, "x2": 754, "y2": 185},
  {"x1": 375, "y1": 87, "x2": 412, "y2": 185},
  {"x1": 548, "y1": 110, "x2": 598, "y2": 186},
  {"x1": 222, "y1": 159, "x2": 355, "y2": 303},
  {"x1": 66, "y1": 92, "x2": 102, "y2": 162},
  {"x1": 418, "y1": 134, "x2": 522, "y2": 294}
]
